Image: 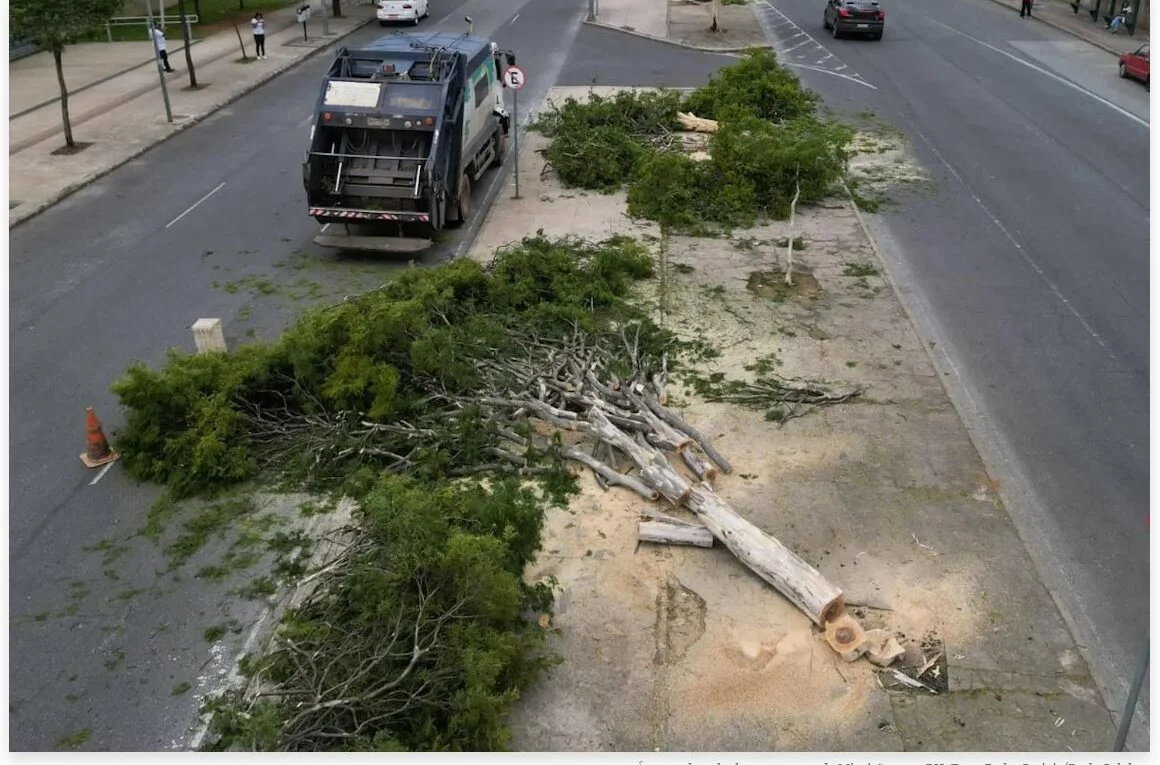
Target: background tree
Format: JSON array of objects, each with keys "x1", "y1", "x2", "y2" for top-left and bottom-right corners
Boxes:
[
  {"x1": 10, "y1": 0, "x2": 124, "y2": 149},
  {"x1": 176, "y1": 0, "x2": 199, "y2": 88}
]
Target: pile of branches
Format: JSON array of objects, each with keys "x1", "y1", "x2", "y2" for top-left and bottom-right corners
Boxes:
[
  {"x1": 531, "y1": 49, "x2": 854, "y2": 232},
  {"x1": 112, "y1": 234, "x2": 868, "y2": 751}
]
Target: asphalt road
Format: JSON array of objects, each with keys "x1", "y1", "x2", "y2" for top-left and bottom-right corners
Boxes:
[
  {"x1": 756, "y1": 0, "x2": 1150, "y2": 741},
  {"x1": 7, "y1": 1, "x2": 734, "y2": 752}
]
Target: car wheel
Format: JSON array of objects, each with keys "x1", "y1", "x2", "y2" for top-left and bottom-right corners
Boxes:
[
  {"x1": 823, "y1": 13, "x2": 831, "y2": 28},
  {"x1": 413, "y1": 13, "x2": 420, "y2": 24}
]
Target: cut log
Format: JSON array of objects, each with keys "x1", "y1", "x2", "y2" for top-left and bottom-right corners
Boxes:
[
  {"x1": 684, "y1": 484, "x2": 845, "y2": 627},
  {"x1": 681, "y1": 446, "x2": 719, "y2": 483},
  {"x1": 638, "y1": 393, "x2": 733, "y2": 474},
  {"x1": 825, "y1": 612, "x2": 868, "y2": 662},
  {"x1": 588, "y1": 408, "x2": 691, "y2": 505},
  {"x1": 638, "y1": 520, "x2": 715, "y2": 548},
  {"x1": 678, "y1": 112, "x2": 720, "y2": 133}
]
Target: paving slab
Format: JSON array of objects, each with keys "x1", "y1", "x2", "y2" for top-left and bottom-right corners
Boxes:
[
  {"x1": 587, "y1": 0, "x2": 768, "y2": 51},
  {"x1": 469, "y1": 86, "x2": 1119, "y2": 752}
]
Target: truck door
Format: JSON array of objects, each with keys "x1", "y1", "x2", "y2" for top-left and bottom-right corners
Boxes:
[{"x1": 466, "y1": 59, "x2": 497, "y2": 155}]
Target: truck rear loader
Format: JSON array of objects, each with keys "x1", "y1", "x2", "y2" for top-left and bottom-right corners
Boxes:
[{"x1": 302, "y1": 29, "x2": 515, "y2": 253}]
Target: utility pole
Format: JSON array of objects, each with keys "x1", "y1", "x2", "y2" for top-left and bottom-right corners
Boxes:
[{"x1": 145, "y1": 0, "x2": 174, "y2": 122}]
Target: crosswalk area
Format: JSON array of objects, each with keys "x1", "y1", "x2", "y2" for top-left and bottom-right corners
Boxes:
[{"x1": 753, "y1": 0, "x2": 877, "y2": 89}]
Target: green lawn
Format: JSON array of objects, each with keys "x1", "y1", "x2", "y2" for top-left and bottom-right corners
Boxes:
[{"x1": 79, "y1": 0, "x2": 290, "y2": 43}]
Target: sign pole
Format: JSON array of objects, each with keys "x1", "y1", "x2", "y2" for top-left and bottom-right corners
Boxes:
[
  {"x1": 513, "y1": 85, "x2": 521, "y2": 199},
  {"x1": 502, "y1": 64, "x2": 527, "y2": 200}
]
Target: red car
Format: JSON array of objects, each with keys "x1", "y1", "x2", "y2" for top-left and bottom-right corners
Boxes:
[{"x1": 1119, "y1": 42, "x2": 1149, "y2": 89}]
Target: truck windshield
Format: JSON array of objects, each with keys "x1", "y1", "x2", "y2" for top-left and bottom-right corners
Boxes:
[{"x1": 384, "y1": 83, "x2": 442, "y2": 112}]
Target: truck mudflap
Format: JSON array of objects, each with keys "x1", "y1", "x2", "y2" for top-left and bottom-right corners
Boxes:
[
  {"x1": 309, "y1": 206, "x2": 431, "y2": 223},
  {"x1": 313, "y1": 233, "x2": 434, "y2": 253}
]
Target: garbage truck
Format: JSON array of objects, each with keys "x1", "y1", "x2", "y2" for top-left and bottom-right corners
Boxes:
[{"x1": 302, "y1": 29, "x2": 515, "y2": 252}]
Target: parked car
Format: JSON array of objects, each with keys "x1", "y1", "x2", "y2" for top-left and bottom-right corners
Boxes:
[
  {"x1": 1119, "y1": 42, "x2": 1149, "y2": 89},
  {"x1": 823, "y1": 0, "x2": 885, "y2": 39},
  {"x1": 377, "y1": 0, "x2": 429, "y2": 26}
]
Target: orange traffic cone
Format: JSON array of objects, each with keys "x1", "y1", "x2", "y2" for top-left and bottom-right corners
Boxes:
[{"x1": 80, "y1": 407, "x2": 119, "y2": 469}]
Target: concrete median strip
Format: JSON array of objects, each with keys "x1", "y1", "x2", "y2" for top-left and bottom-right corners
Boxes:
[{"x1": 9, "y1": 13, "x2": 376, "y2": 230}]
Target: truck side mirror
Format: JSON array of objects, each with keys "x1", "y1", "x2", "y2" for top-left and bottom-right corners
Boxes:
[{"x1": 506, "y1": 53, "x2": 516, "y2": 65}]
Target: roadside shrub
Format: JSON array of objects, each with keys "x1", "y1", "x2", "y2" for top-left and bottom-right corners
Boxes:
[
  {"x1": 532, "y1": 90, "x2": 683, "y2": 191},
  {"x1": 708, "y1": 115, "x2": 854, "y2": 219},
  {"x1": 683, "y1": 48, "x2": 819, "y2": 123}
]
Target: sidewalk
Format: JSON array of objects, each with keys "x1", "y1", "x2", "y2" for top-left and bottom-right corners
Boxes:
[
  {"x1": 986, "y1": 0, "x2": 1149, "y2": 54},
  {"x1": 8, "y1": 1, "x2": 376, "y2": 228},
  {"x1": 589, "y1": 0, "x2": 769, "y2": 51}
]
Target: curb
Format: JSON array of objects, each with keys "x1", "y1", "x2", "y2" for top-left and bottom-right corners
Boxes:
[
  {"x1": 10, "y1": 16, "x2": 375, "y2": 230},
  {"x1": 583, "y1": 18, "x2": 768, "y2": 53},
  {"x1": 981, "y1": 0, "x2": 1134, "y2": 55}
]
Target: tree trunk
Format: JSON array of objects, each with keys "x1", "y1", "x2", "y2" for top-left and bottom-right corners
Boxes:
[
  {"x1": 332, "y1": 0, "x2": 343, "y2": 17},
  {"x1": 684, "y1": 483, "x2": 845, "y2": 626},
  {"x1": 52, "y1": 48, "x2": 75, "y2": 148},
  {"x1": 585, "y1": 406, "x2": 847, "y2": 630},
  {"x1": 710, "y1": 0, "x2": 722, "y2": 32},
  {"x1": 177, "y1": 0, "x2": 198, "y2": 88},
  {"x1": 638, "y1": 520, "x2": 714, "y2": 548}
]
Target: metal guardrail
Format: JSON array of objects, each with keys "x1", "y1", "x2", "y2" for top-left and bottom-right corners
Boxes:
[{"x1": 104, "y1": 14, "x2": 199, "y2": 43}]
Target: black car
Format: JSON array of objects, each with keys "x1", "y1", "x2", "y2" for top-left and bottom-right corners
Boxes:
[{"x1": 823, "y1": 0, "x2": 885, "y2": 39}]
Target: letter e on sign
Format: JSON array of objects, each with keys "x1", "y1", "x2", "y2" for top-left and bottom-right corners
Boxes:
[{"x1": 503, "y1": 65, "x2": 526, "y2": 90}]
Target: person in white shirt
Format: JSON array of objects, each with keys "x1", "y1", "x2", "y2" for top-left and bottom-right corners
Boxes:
[
  {"x1": 250, "y1": 13, "x2": 267, "y2": 59},
  {"x1": 152, "y1": 24, "x2": 175, "y2": 72}
]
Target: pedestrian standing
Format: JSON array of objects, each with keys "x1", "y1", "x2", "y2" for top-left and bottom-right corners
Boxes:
[
  {"x1": 251, "y1": 12, "x2": 267, "y2": 59},
  {"x1": 152, "y1": 23, "x2": 176, "y2": 72},
  {"x1": 1020, "y1": 0, "x2": 1033, "y2": 16}
]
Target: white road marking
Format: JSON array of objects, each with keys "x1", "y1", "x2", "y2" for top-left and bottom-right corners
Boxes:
[
  {"x1": 511, "y1": 12, "x2": 519, "y2": 23},
  {"x1": 788, "y1": 63, "x2": 878, "y2": 88},
  {"x1": 923, "y1": 17, "x2": 1149, "y2": 129},
  {"x1": 187, "y1": 607, "x2": 273, "y2": 750},
  {"x1": 165, "y1": 182, "x2": 226, "y2": 229},
  {"x1": 88, "y1": 463, "x2": 114, "y2": 486},
  {"x1": 321, "y1": 223, "x2": 331, "y2": 232},
  {"x1": 910, "y1": 127, "x2": 1114, "y2": 358}
]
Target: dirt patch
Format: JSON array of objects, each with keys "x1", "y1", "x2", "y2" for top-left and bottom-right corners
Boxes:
[
  {"x1": 653, "y1": 576, "x2": 707, "y2": 666},
  {"x1": 50, "y1": 142, "x2": 93, "y2": 156},
  {"x1": 746, "y1": 268, "x2": 821, "y2": 301}
]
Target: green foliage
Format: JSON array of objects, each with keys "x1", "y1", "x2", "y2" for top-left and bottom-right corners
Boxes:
[
  {"x1": 683, "y1": 48, "x2": 819, "y2": 123},
  {"x1": 111, "y1": 236, "x2": 665, "y2": 498},
  {"x1": 202, "y1": 476, "x2": 559, "y2": 752},
  {"x1": 531, "y1": 90, "x2": 683, "y2": 191},
  {"x1": 10, "y1": 0, "x2": 124, "y2": 54},
  {"x1": 532, "y1": 52, "x2": 855, "y2": 232}
]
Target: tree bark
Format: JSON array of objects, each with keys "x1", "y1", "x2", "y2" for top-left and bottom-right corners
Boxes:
[
  {"x1": 639, "y1": 392, "x2": 733, "y2": 474},
  {"x1": 587, "y1": 408, "x2": 690, "y2": 506},
  {"x1": 684, "y1": 484, "x2": 845, "y2": 627},
  {"x1": 332, "y1": 0, "x2": 343, "y2": 17},
  {"x1": 710, "y1": 0, "x2": 722, "y2": 32},
  {"x1": 52, "y1": 47, "x2": 74, "y2": 148},
  {"x1": 177, "y1": 0, "x2": 198, "y2": 88},
  {"x1": 681, "y1": 446, "x2": 718, "y2": 483},
  {"x1": 638, "y1": 520, "x2": 714, "y2": 548},
  {"x1": 560, "y1": 446, "x2": 658, "y2": 501}
]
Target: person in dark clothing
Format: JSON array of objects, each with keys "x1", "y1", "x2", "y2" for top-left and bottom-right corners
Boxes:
[{"x1": 1020, "y1": 0, "x2": 1033, "y2": 16}]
